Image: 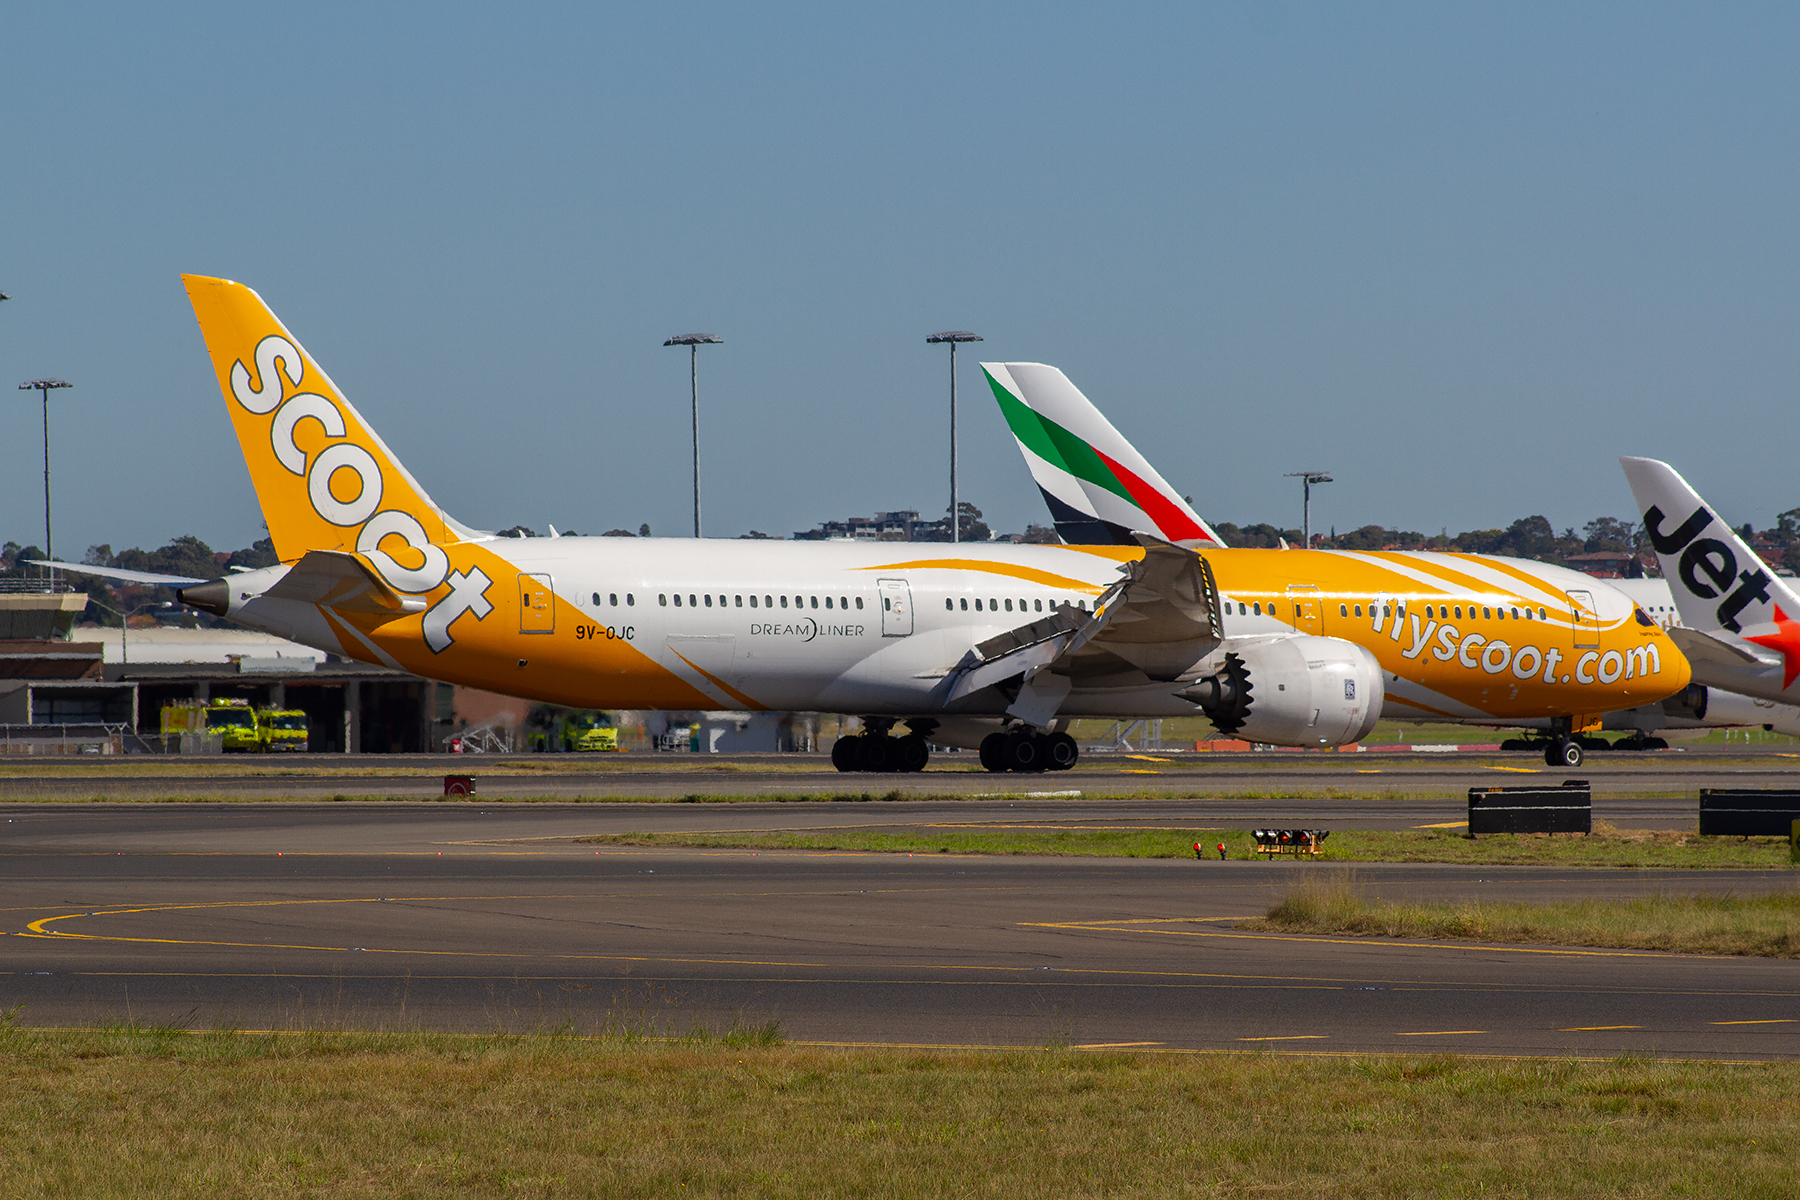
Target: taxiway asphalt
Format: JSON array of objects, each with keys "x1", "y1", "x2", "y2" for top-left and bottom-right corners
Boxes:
[{"x1": 2, "y1": 798, "x2": 1795, "y2": 1060}]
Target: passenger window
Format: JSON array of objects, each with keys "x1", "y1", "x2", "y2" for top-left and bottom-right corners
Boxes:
[
  {"x1": 1354, "y1": 604, "x2": 1362, "y2": 617},
  {"x1": 960, "y1": 598, "x2": 968, "y2": 611},
  {"x1": 1035, "y1": 599, "x2": 1043, "y2": 612},
  {"x1": 1453, "y1": 605, "x2": 1461, "y2": 619},
  {"x1": 627, "y1": 594, "x2": 634, "y2": 606},
  {"x1": 675, "y1": 594, "x2": 683, "y2": 607},
  {"x1": 1512, "y1": 607, "x2": 1520, "y2": 619},
  {"x1": 1538, "y1": 608, "x2": 1546, "y2": 620},
  {"x1": 854, "y1": 597, "x2": 862, "y2": 609},
  {"x1": 810, "y1": 596, "x2": 819, "y2": 609},
  {"x1": 974, "y1": 599, "x2": 983, "y2": 611},
  {"x1": 766, "y1": 596, "x2": 774, "y2": 608},
  {"x1": 1004, "y1": 599, "x2": 1013, "y2": 612},
  {"x1": 1482, "y1": 607, "x2": 1491, "y2": 618},
  {"x1": 946, "y1": 599, "x2": 954, "y2": 610},
  {"x1": 824, "y1": 597, "x2": 833, "y2": 609},
  {"x1": 841, "y1": 597, "x2": 848, "y2": 609},
  {"x1": 704, "y1": 594, "x2": 712, "y2": 607},
  {"x1": 689, "y1": 595, "x2": 697, "y2": 607},
  {"x1": 735, "y1": 595, "x2": 742, "y2": 607},
  {"x1": 610, "y1": 593, "x2": 618, "y2": 606},
  {"x1": 591, "y1": 592, "x2": 601, "y2": 606},
  {"x1": 1253, "y1": 602, "x2": 1262, "y2": 616},
  {"x1": 794, "y1": 596, "x2": 803, "y2": 608},
  {"x1": 780, "y1": 596, "x2": 788, "y2": 608},
  {"x1": 659, "y1": 594, "x2": 668, "y2": 606},
  {"x1": 749, "y1": 595, "x2": 758, "y2": 608},
  {"x1": 1339, "y1": 604, "x2": 1348, "y2": 617},
  {"x1": 1397, "y1": 605, "x2": 1405, "y2": 620}
]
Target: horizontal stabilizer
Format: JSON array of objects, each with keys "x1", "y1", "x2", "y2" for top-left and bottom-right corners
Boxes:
[
  {"x1": 1667, "y1": 626, "x2": 1778, "y2": 671},
  {"x1": 262, "y1": 551, "x2": 427, "y2": 617},
  {"x1": 28, "y1": 560, "x2": 210, "y2": 587}
]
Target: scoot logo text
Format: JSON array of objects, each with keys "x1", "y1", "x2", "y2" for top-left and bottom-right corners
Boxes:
[
  {"x1": 1372, "y1": 605, "x2": 1660, "y2": 685},
  {"x1": 230, "y1": 334, "x2": 491, "y2": 650}
]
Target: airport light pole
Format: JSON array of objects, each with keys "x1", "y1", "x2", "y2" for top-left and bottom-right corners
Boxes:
[
  {"x1": 1284, "y1": 471, "x2": 1332, "y2": 549},
  {"x1": 926, "y1": 331, "x2": 982, "y2": 542},
  {"x1": 20, "y1": 379, "x2": 71, "y2": 588},
  {"x1": 84, "y1": 597, "x2": 172, "y2": 666},
  {"x1": 663, "y1": 334, "x2": 722, "y2": 538}
]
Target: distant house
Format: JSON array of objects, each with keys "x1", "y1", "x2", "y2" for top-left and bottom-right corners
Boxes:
[
  {"x1": 1565, "y1": 550, "x2": 1635, "y2": 578},
  {"x1": 792, "y1": 510, "x2": 955, "y2": 541}
]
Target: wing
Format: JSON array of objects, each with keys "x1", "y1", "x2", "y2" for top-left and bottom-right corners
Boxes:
[{"x1": 939, "y1": 535, "x2": 1223, "y2": 720}]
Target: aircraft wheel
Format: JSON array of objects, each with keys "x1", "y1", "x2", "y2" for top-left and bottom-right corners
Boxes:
[
  {"x1": 831, "y1": 735, "x2": 861, "y2": 773},
  {"x1": 1006, "y1": 733, "x2": 1045, "y2": 773},
  {"x1": 979, "y1": 733, "x2": 1009, "y2": 773},
  {"x1": 896, "y1": 735, "x2": 930, "y2": 773},
  {"x1": 1045, "y1": 732, "x2": 1079, "y2": 771},
  {"x1": 1555, "y1": 739, "x2": 1584, "y2": 769},
  {"x1": 858, "y1": 735, "x2": 896, "y2": 773}
]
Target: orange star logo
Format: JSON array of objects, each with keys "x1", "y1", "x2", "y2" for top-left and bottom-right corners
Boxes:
[{"x1": 1745, "y1": 604, "x2": 1800, "y2": 691}]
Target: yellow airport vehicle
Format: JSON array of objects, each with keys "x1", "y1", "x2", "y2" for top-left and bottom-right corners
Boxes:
[
  {"x1": 204, "y1": 699, "x2": 261, "y2": 752},
  {"x1": 258, "y1": 708, "x2": 310, "y2": 752}
]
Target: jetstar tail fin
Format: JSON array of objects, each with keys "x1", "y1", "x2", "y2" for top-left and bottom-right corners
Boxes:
[
  {"x1": 982, "y1": 362, "x2": 1223, "y2": 548},
  {"x1": 1620, "y1": 456, "x2": 1800, "y2": 636},
  {"x1": 182, "y1": 275, "x2": 483, "y2": 578}
]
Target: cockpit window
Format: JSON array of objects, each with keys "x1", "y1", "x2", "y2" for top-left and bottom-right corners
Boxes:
[{"x1": 1634, "y1": 607, "x2": 1656, "y2": 627}]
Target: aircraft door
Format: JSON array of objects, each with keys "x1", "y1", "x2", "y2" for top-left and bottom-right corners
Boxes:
[
  {"x1": 1287, "y1": 585, "x2": 1322, "y2": 636},
  {"x1": 1567, "y1": 589, "x2": 1599, "y2": 649},
  {"x1": 519, "y1": 574, "x2": 555, "y2": 634},
  {"x1": 876, "y1": 578, "x2": 913, "y2": 637}
]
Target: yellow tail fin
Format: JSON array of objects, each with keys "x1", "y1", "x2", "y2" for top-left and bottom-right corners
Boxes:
[{"x1": 183, "y1": 275, "x2": 474, "y2": 593}]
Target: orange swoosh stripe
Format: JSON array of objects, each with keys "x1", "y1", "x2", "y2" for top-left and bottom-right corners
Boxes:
[
  {"x1": 858, "y1": 559, "x2": 1104, "y2": 593},
  {"x1": 672, "y1": 650, "x2": 769, "y2": 711}
]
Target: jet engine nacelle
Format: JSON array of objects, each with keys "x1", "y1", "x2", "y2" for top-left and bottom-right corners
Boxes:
[
  {"x1": 1179, "y1": 635, "x2": 1384, "y2": 748},
  {"x1": 1667, "y1": 685, "x2": 1800, "y2": 737}
]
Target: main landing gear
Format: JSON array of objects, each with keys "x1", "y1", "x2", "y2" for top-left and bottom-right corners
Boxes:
[
  {"x1": 979, "y1": 729, "x2": 1079, "y2": 774},
  {"x1": 831, "y1": 718, "x2": 933, "y2": 773}
]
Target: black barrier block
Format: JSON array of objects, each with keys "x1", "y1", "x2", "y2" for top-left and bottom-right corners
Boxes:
[
  {"x1": 1698, "y1": 790, "x2": 1800, "y2": 838},
  {"x1": 1467, "y1": 780, "x2": 1591, "y2": 836}
]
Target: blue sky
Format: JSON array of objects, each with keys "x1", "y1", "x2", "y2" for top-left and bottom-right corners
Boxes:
[{"x1": 4, "y1": 3, "x2": 1799, "y2": 554}]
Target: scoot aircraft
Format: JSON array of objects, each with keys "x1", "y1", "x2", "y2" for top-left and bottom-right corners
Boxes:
[
  {"x1": 984, "y1": 362, "x2": 1690, "y2": 767},
  {"x1": 41, "y1": 276, "x2": 1688, "y2": 774},
  {"x1": 1621, "y1": 457, "x2": 1800, "y2": 710}
]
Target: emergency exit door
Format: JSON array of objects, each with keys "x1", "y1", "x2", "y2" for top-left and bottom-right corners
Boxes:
[
  {"x1": 519, "y1": 573, "x2": 555, "y2": 634},
  {"x1": 1287, "y1": 585, "x2": 1322, "y2": 636},
  {"x1": 1567, "y1": 589, "x2": 1599, "y2": 649},
  {"x1": 877, "y1": 578, "x2": 913, "y2": 637}
]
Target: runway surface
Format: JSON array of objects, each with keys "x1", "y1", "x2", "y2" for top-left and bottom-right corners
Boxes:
[
  {"x1": 3, "y1": 800, "x2": 1796, "y2": 1060},
  {"x1": 3, "y1": 745, "x2": 1799, "y2": 804}
]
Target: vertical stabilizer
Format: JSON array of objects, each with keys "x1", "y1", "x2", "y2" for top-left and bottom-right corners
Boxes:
[
  {"x1": 983, "y1": 363, "x2": 1223, "y2": 548},
  {"x1": 183, "y1": 275, "x2": 483, "y2": 585},
  {"x1": 1620, "y1": 456, "x2": 1800, "y2": 638}
]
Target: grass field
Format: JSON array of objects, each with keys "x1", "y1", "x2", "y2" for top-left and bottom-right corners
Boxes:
[
  {"x1": 576, "y1": 824, "x2": 1798, "y2": 868},
  {"x1": 1254, "y1": 871, "x2": 1800, "y2": 957},
  {"x1": 1, "y1": 1026, "x2": 1796, "y2": 1198}
]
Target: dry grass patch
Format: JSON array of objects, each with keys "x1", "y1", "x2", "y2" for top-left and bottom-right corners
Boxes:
[
  {"x1": 0, "y1": 1027, "x2": 1797, "y2": 1197},
  {"x1": 1253, "y1": 870, "x2": 1800, "y2": 956},
  {"x1": 577, "y1": 825, "x2": 1795, "y2": 868}
]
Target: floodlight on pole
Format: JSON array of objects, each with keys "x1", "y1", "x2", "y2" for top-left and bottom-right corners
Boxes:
[
  {"x1": 926, "y1": 331, "x2": 982, "y2": 542},
  {"x1": 1284, "y1": 471, "x2": 1332, "y2": 549},
  {"x1": 19, "y1": 379, "x2": 72, "y2": 588},
  {"x1": 663, "y1": 334, "x2": 723, "y2": 538}
]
